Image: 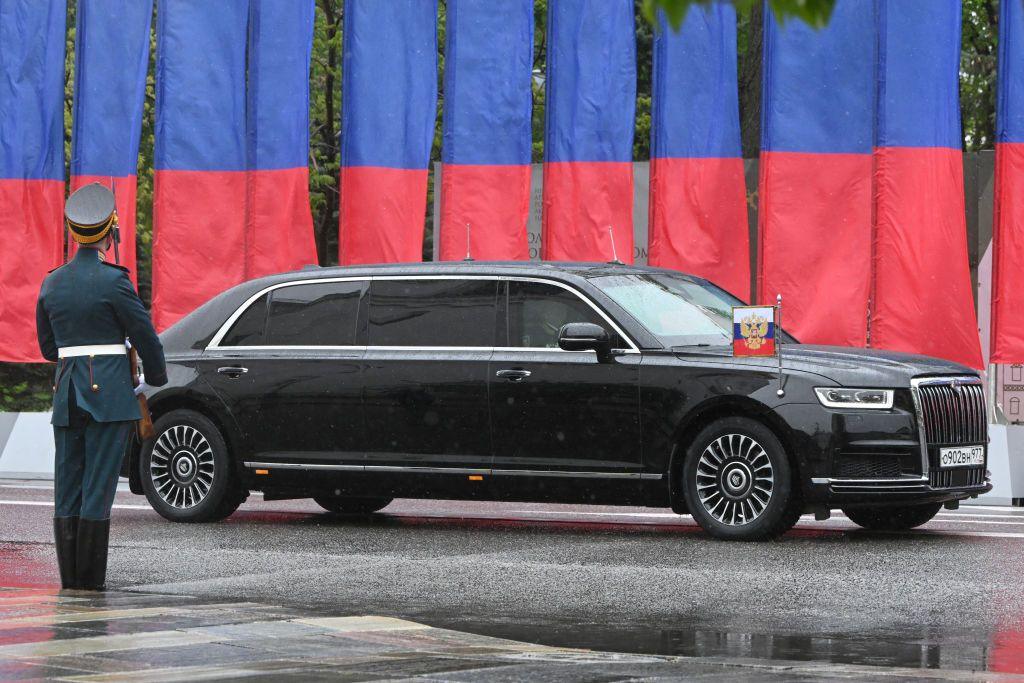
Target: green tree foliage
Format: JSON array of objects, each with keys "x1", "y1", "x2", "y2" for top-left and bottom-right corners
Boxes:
[{"x1": 643, "y1": 0, "x2": 836, "y2": 30}]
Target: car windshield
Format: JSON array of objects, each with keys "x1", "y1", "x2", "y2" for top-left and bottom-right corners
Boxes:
[{"x1": 592, "y1": 273, "x2": 795, "y2": 348}]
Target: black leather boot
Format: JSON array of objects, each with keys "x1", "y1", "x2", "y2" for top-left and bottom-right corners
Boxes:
[
  {"x1": 76, "y1": 518, "x2": 110, "y2": 591},
  {"x1": 52, "y1": 516, "x2": 78, "y2": 589}
]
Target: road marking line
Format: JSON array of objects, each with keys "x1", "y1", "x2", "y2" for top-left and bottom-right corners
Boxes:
[{"x1": 0, "y1": 629, "x2": 217, "y2": 658}]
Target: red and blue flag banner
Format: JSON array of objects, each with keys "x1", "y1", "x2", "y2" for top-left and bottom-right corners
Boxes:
[
  {"x1": 152, "y1": 0, "x2": 249, "y2": 330},
  {"x1": 542, "y1": 0, "x2": 636, "y2": 262},
  {"x1": 870, "y1": 0, "x2": 982, "y2": 369},
  {"x1": 71, "y1": 0, "x2": 154, "y2": 282},
  {"x1": 649, "y1": 4, "x2": 748, "y2": 300},
  {"x1": 991, "y1": 0, "x2": 1024, "y2": 363},
  {"x1": 438, "y1": 0, "x2": 532, "y2": 261},
  {"x1": 339, "y1": 0, "x2": 438, "y2": 265},
  {"x1": 246, "y1": 0, "x2": 318, "y2": 278},
  {"x1": 758, "y1": 2, "x2": 874, "y2": 346},
  {"x1": 732, "y1": 305, "x2": 776, "y2": 357},
  {"x1": 0, "y1": 0, "x2": 65, "y2": 362}
]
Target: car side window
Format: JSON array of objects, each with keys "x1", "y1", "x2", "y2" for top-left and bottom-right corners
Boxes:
[
  {"x1": 264, "y1": 281, "x2": 363, "y2": 346},
  {"x1": 368, "y1": 279, "x2": 497, "y2": 347},
  {"x1": 220, "y1": 294, "x2": 269, "y2": 346},
  {"x1": 507, "y1": 281, "x2": 612, "y2": 348}
]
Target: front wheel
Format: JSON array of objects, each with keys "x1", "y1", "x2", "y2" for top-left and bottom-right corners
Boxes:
[
  {"x1": 683, "y1": 417, "x2": 800, "y2": 541},
  {"x1": 842, "y1": 503, "x2": 941, "y2": 531},
  {"x1": 313, "y1": 495, "x2": 393, "y2": 515},
  {"x1": 140, "y1": 409, "x2": 246, "y2": 522}
]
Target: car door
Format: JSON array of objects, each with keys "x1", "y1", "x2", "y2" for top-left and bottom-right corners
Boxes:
[
  {"x1": 201, "y1": 279, "x2": 366, "y2": 464},
  {"x1": 489, "y1": 279, "x2": 642, "y2": 474},
  {"x1": 360, "y1": 277, "x2": 497, "y2": 470}
]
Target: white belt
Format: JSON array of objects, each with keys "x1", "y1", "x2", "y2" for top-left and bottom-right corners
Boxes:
[{"x1": 57, "y1": 344, "x2": 127, "y2": 359}]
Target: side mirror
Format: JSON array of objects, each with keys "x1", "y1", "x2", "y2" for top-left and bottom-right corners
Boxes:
[{"x1": 558, "y1": 322, "x2": 612, "y2": 359}]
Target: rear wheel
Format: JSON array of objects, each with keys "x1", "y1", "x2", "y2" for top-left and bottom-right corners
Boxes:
[
  {"x1": 682, "y1": 417, "x2": 800, "y2": 541},
  {"x1": 313, "y1": 495, "x2": 393, "y2": 515},
  {"x1": 140, "y1": 409, "x2": 246, "y2": 522},
  {"x1": 842, "y1": 503, "x2": 941, "y2": 531}
]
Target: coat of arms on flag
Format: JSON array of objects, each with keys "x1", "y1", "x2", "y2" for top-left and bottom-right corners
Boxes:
[{"x1": 733, "y1": 305, "x2": 777, "y2": 357}]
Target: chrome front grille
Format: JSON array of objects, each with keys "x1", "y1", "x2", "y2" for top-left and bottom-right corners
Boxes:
[{"x1": 916, "y1": 379, "x2": 987, "y2": 445}]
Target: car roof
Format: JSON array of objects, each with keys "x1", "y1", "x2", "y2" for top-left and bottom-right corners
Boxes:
[{"x1": 272, "y1": 260, "x2": 694, "y2": 281}]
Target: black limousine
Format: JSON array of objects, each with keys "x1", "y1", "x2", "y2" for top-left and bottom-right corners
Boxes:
[{"x1": 126, "y1": 262, "x2": 990, "y2": 541}]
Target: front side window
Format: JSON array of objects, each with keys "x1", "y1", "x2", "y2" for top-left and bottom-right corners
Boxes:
[
  {"x1": 220, "y1": 294, "x2": 269, "y2": 346},
  {"x1": 507, "y1": 281, "x2": 610, "y2": 348},
  {"x1": 368, "y1": 279, "x2": 497, "y2": 347},
  {"x1": 265, "y1": 281, "x2": 363, "y2": 346}
]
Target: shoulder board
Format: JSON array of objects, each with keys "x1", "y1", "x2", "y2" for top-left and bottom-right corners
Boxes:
[
  {"x1": 47, "y1": 263, "x2": 66, "y2": 274},
  {"x1": 100, "y1": 262, "x2": 131, "y2": 273}
]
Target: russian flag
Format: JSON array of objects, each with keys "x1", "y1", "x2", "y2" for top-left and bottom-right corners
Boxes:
[
  {"x1": 246, "y1": 0, "x2": 318, "y2": 278},
  {"x1": 0, "y1": 0, "x2": 65, "y2": 363},
  {"x1": 758, "y1": 3, "x2": 874, "y2": 346},
  {"x1": 542, "y1": 0, "x2": 636, "y2": 263},
  {"x1": 70, "y1": 0, "x2": 154, "y2": 283},
  {"x1": 870, "y1": 0, "x2": 982, "y2": 369},
  {"x1": 339, "y1": 0, "x2": 438, "y2": 265},
  {"x1": 152, "y1": 0, "x2": 249, "y2": 330},
  {"x1": 649, "y1": 4, "x2": 749, "y2": 300},
  {"x1": 438, "y1": 0, "x2": 532, "y2": 262},
  {"x1": 991, "y1": 0, "x2": 1024, "y2": 364}
]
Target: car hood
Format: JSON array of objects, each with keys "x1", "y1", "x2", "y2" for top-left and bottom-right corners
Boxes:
[{"x1": 673, "y1": 344, "x2": 978, "y2": 387}]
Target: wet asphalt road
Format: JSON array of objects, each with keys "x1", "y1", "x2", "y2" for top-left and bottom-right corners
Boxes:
[{"x1": 3, "y1": 479, "x2": 1024, "y2": 678}]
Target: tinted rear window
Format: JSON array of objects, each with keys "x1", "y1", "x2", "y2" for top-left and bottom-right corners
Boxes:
[
  {"x1": 265, "y1": 281, "x2": 363, "y2": 346},
  {"x1": 368, "y1": 279, "x2": 497, "y2": 347}
]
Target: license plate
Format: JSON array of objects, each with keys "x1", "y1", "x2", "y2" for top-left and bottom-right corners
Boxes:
[{"x1": 939, "y1": 446, "x2": 985, "y2": 468}]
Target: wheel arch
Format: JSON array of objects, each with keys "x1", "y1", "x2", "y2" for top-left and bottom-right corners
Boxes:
[{"x1": 668, "y1": 397, "x2": 802, "y2": 513}]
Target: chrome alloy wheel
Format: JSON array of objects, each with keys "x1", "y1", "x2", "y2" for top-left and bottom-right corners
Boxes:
[
  {"x1": 150, "y1": 425, "x2": 215, "y2": 509},
  {"x1": 696, "y1": 433, "x2": 774, "y2": 526}
]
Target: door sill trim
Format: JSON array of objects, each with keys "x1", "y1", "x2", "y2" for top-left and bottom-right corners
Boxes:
[{"x1": 243, "y1": 461, "x2": 662, "y2": 480}]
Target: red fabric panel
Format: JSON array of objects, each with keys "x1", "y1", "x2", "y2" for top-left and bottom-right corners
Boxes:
[
  {"x1": 69, "y1": 175, "x2": 138, "y2": 283},
  {"x1": 871, "y1": 147, "x2": 983, "y2": 369},
  {"x1": 992, "y1": 143, "x2": 1024, "y2": 363},
  {"x1": 648, "y1": 157, "x2": 749, "y2": 300},
  {"x1": 541, "y1": 161, "x2": 633, "y2": 262},
  {"x1": 439, "y1": 164, "x2": 530, "y2": 261},
  {"x1": 0, "y1": 179, "x2": 63, "y2": 362},
  {"x1": 757, "y1": 151, "x2": 871, "y2": 346},
  {"x1": 339, "y1": 166, "x2": 428, "y2": 265},
  {"x1": 151, "y1": 169, "x2": 247, "y2": 331},
  {"x1": 247, "y1": 167, "x2": 317, "y2": 279}
]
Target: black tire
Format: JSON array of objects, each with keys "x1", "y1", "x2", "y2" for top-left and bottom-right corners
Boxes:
[
  {"x1": 140, "y1": 409, "x2": 247, "y2": 522},
  {"x1": 313, "y1": 495, "x2": 393, "y2": 515},
  {"x1": 682, "y1": 416, "x2": 801, "y2": 541},
  {"x1": 842, "y1": 503, "x2": 941, "y2": 531}
]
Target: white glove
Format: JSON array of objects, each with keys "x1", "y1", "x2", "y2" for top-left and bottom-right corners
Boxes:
[{"x1": 134, "y1": 375, "x2": 152, "y2": 396}]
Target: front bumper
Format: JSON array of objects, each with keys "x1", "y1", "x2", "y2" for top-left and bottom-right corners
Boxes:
[{"x1": 809, "y1": 472, "x2": 992, "y2": 507}]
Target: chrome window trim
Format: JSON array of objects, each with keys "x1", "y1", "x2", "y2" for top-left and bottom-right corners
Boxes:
[
  {"x1": 244, "y1": 461, "x2": 661, "y2": 480},
  {"x1": 206, "y1": 274, "x2": 640, "y2": 353},
  {"x1": 909, "y1": 375, "x2": 984, "y2": 477}
]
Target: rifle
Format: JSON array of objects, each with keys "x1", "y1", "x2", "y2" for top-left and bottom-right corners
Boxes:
[{"x1": 129, "y1": 344, "x2": 155, "y2": 440}]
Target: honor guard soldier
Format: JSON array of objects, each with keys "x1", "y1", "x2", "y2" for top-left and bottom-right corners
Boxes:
[{"x1": 35, "y1": 183, "x2": 167, "y2": 591}]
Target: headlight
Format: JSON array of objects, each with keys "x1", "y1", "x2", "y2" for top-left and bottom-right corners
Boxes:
[{"x1": 814, "y1": 387, "x2": 894, "y2": 410}]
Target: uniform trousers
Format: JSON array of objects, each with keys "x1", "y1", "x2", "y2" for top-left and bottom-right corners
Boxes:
[{"x1": 53, "y1": 382, "x2": 133, "y2": 521}]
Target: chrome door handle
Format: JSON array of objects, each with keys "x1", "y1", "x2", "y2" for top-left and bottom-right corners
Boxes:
[
  {"x1": 217, "y1": 366, "x2": 248, "y2": 377},
  {"x1": 496, "y1": 369, "x2": 531, "y2": 382}
]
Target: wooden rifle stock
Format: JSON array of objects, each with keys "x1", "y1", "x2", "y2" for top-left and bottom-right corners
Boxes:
[{"x1": 129, "y1": 346, "x2": 155, "y2": 440}]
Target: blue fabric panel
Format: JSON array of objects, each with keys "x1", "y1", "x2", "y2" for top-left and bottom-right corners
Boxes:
[
  {"x1": 341, "y1": 0, "x2": 438, "y2": 169},
  {"x1": 72, "y1": 0, "x2": 153, "y2": 178},
  {"x1": 247, "y1": 0, "x2": 314, "y2": 170},
  {"x1": 544, "y1": 0, "x2": 636, "y2": 163},
  {"x1": 154, "y1": 0, "x2": 248, "y2": 171},
  {"x1": 0, "y1": 0, "x2": 66, "y2": 180},
  {"x1": 441, "y1": 0, "x2": 533, "y2": 166},
  {"x1": 876, "y1": 0, "x2": 961, "y2": 149},
  {"x1": 999, "y1": 0, "x2": 1024, "y2": 143},
  {"x1": 651, "y1": 3, "x2": 741, "y2": 159},
  {"x1": 761, "y1": 0, "x2": 874, "y2": 154}
]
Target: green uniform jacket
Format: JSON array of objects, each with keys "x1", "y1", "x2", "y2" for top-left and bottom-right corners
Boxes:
[{"x1": 36, "y1": 249, "x2": 168, "y2": 427}]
